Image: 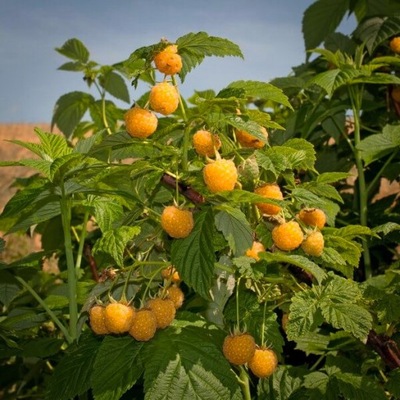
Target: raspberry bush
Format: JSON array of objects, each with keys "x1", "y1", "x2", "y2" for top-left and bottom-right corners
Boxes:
[{"x1": 1, "y1": 5, "x2": 400, "y2": 400}]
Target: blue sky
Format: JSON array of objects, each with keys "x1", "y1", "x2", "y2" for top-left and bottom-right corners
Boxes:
[{"x1": 0, "y1": 0, "x2": 356, "y2": 123}]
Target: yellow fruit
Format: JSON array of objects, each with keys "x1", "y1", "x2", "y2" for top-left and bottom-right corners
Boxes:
[
  {"x1": 390, "y1": 37, "x2": 400, "y2": 54},
  {"x1": 272, "y1": 221, "x2": 304, "y2": 251},
  {"x1": 149, "y1": 81, "x2": 179, "y2": 115},
  {"x1": 161, "y1": 266, "x2": 180, "y2": 283},
  {"x1": 236, "y1": 127, "x2": 268, "y2": 149},
  {"x1": 160, "y1": 205, "x2": 194, "y2": 239},
  {"x1": 192, "y1": 130, "x2": 221, "y2": 157},
  {"x1": 203, "y1": 158, "x2": 238, "y2": 193},
  {"x1": 128, "y1": 308, "x2": 157, "y2": 342},
  {"x1": 301, "y1": 231, "x2": 325, "y2": 257},
  {"x1": 255, "y1": 183, "x2": 283, "y2": 215},
  {"x1": 166, "y1": 285, "x2": 185, "y2": 309},
  {"x1": 298, "y1": 208, "x2": 326, "y2": 229},
  {"x1": 154, "y1": 45, "x2": 183, "y2": 75},
  {"x1": 124, "y1": 106, "x2": 158, "y2": 138},
  {"x1": 104, "y1": 302, "x2": 135, "y2": 334},
  {"x1": 89, "y1": 305, "x2": 109, "y2": 335},
  {"x1": 248, "y1": 347, "x2": 278, "y2": 378},
  {"x1": 246, "y1": 241, "x2": 265, "y2": 261},
  {"x1": 146, "y1": 297, "x2": 176, "y2": 329},
  {"x1": 222, "y1": 333, "x2": 256, "y2": 365}
]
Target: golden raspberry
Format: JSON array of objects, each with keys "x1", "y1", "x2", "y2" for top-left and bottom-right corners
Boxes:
[
  {"x1": 89, "y1": 305, "x2": 109, "y2": 335},
  {"x1": 301, "y1": 231, "x2": 325, "y2": 257},
  {"x1": 146, "y1": 297, "x2": 176, "y2": 329},
  {"x1": 246, "y1": 241, "x2": 265, "y2": 261},
  {"x1": 222, "y1": 333, "x2": 256, "y2": 365},
  {"x1": 248, "y1": 347, "x2": 278, "y2": 378},
  {"x1": 160, "y1": 205, "x2": 194, "y2": 239},
  {"x1": 192, "y1": 130, "x2": 221, "y2": 157},
  {"x1": 161, "y1": 265, "x2": 180, "y2": 283},
  {"x1": 236, "y1": 127, "x2": 268, "y2": 149},
  {"x1": 128, "y1": 308, "x2": 157, "y2": 342},
  {"x1": 298, "y1": 208, "x2": 326, "y2": 229},
  {"x1": 166, "y1": 285, "x2": 185, "y2": 309},
  {"x1": 104, "y1": 302, "x2": 135, "y2": 334},
  {"x1": 124, "y1": 106, "x2": 158, "y2": 138},
  {"x1": 391, "y1": 87, "x2": 400, "y2": 103},
  {"x1": 255, "y1": 183, "x2": 283, "y2": 215},
  {"x1": 203, "y1": 158, "x2": 238, "y2": 193},
  {"x1": 154, "y1": 45, "x2": 183, "y2": 75},
  {"x1": 272, "y1": 220, "x2": 304, "y2": 251},
  {"x1": 390, "y1": 37, "x2": 400, "y2": 54},
  {"x1": 149, "y1": 81, "x2": 179, "y2": 115}
]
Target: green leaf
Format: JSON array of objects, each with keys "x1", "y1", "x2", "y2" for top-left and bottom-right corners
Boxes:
[
  {"x1": 171, "y1": 208, "x2": 216, "y2": 299},
  {"x1": 92, "y1": 197, "x2": 124, "y2": 232},
  {"x1": 227, "y1": 80, "x2": 292, "y2": 109},
  {"x1": 46, "y1": 334, "x2": 100, "y2": 400},
  {"x1": 302, "y1": 0, "x2": 349, "y2": 50},
  {"x1": 316, "y1": 172, "x2": 350, "y2": 184},
  {"x1": 55, "y1": 38, "x2": 90, "y2": 63},
  {"x1": 35, "y1": 127, "x2": 73, "y2": 159},
  {"x1": 357, "y1": 124, "x2": 400, "y2": 165},
  {"x1": 92, "y1": 226, "x2": 141, "y2": 267},
  {"x1": 92, "y1": 336, "x2": 144, "y2": 400},
  {"x1": 261, "y1": 253, "x2": 327, "y2": 284},
  {"x1": 226, "y1": 115, "x2": 270, "y2": 145},
  {"x1": 372, "y1": 222, "x2": 400, "y2": 236},
  {"x1": 58, "y1": 61, "x2": 86, "y2": 71},
  {"x1": 0, "y1": 271, "x2": 20, "y2": 307},
  {"x1": 143, "y1": 322, "x2": 242, "y2": 400},
  {"x1": 99, "y1": 69, "x2": 130, "y2": 103},
  {"x1": 335, "y1": 372, "x2": 387, "y2": 400},
  {"x1": 176, "y1": 31, "x2": 243, "y2": 82},
  {"x1": 386, "y1": 369, "x2": 400, "y2": 398},
  {"x1": 214, "y1": 206, "x2": 253, "y2": 257},
  {"x1": 51, "y1": 91, "x2": 94, "y2": 138}
]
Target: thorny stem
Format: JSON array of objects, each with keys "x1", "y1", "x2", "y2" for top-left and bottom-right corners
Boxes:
[
  {"x1": 60, "y1": 186, "x2": 78, "y2": 342},
  {"x1": 15, "y1": 276, "x2": 72, "y2": 343},
  {"x1": 348, "y1": 85, "x2": 371, "y2": 279},
  {"x1": 94, "y1": 81, "x2": 112, "y2": 136},
  {"x1": 75, "y1": 210, "x2": 90, "y2": 272},
  {"x1": 236, "y1": 277, "x2": 241, "y2": 330},
  {"x1": 261, "y1": 301, "x2": 267, "y2": 346}
]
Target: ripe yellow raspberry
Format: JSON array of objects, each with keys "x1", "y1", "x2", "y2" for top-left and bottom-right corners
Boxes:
[
  {"x1": 104, "y1": 302, "x2": 136, "y2": 334},
  {"x1": 128, "y1": 308, "x2": 157, "y2": 342},
  {"x1": 160, "y1": 205, "x2": 194, "y2": 239},
  {"x1": 246, "y1": 241, "x2": 265, "y2": 261},
  {"x1": 272, "y1": 220, "x2": 304, "y2": 251},
  {"x1": 161, "y1": 265, "x2": 180, "y2": 283},
  {"x1": 146, "y1": 297, "x2": 176, "y2": 329},
  {"x1": 236, "y1": 127, "x2": 268, "y2": 149},
  {"x1": 166, "y1": 285, "x2": 185, "y2": 309},
  {"x1": 89, "y1": 304, "x2": 109, "y2": 335},
  {"x1": 248, "y1": 347, "x2": 278, "y2": 378},
  {"x1": 301, "y1": 231, "x2": 325, "y2": 257},
  {"x1": 154, "y1": 45, "x2": 183, "y2": 75},
  {"x1": 192, "y1": 130, "x2": 221, "y2": 157},
  {"x1": 390, "y1": 37, "x2": 400, "y2": 54},
  {"x1": 203, "y1": 158, "x2": 238, "y2": 193},
  {"x1": 298, "y1": 208, "x2": 326, "y2": 229},
  {"x1": 255, "y1": 183, "x2": 283, "y2": 215},
  {"x1": 222, "y1": 333, "x2": 256, "y2": 365},
  {"x1": 391, "y1": 87, "x2": 400, "y2": 103},
  {"x1": 149, "y1": 81, "x2": 179, "y2": 115},
  {"x1": 124, "y1": 106, "x2": 158, "y2": 138}
]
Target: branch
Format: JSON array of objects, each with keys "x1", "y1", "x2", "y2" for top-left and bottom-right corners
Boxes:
[
  {"x1": 161, "y1": 173, "x2": 205, "y2": 205},
  {"x1": 367, "y1": 330, "x2": 400, "y2": 370}
]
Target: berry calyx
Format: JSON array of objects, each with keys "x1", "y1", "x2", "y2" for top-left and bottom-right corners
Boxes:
[
  {"x1": 236, "y1": 127, "x2": 268, "y2": 149},
  {"x1": 104, "y1": 302, "x2": 136, "y2": 334},
  {"x1": 246, "y1": 241, "x2": 265, "y2": 261},
  {"x1": 160, "y1": 205, "x2": 194, "y2": 239},
  {"x1": 128, "y1": 308, "x2": 157, "y2": 342},
  {"x1": 222, "y1": 332, "x2": 256, "y2": 365},
  {"x1": 166, "y1": 285, "x2": 185, "y2": 309},
  {"x1": 192, "y1": 130, "x2": 221, "y2": 157},
  {"x1": 248, "y1": 347, "x2": 278, "y2": 378},
  {"x1": 255, "y1": 183, "x2": 283, "y2": 215},
  {"x1": 298, "y1": 208, "x2": 326, "y2": 229},
  {"x1": 272, "y1": 220, "x2": 304, "y2": 251},
  {"x1": 149, "y1": 81, "x2": 179, "y2": 115},
  {"x1": 301, "y1": 231, "x2": 325, "y2": 257},
  {"x1": 203, "y1": 158, "x2": 238, "y2": 193},
  {"x1": 89, "y1": 304, "x2": 109, "y2": 335},
  {"x1": 161, "y1": 265, "x2": 180, "y2": 283},
  {"x1": 390, "y1": 37, "x2": 400, "y2": 54},
  {"x1": 146, "y1": 297, "x2": 176, "y2": 329},
  {"x1": 124, "y1": 106, "x2": 158, "y2": 138},
  {"x1": 153, "y1": 45, "x2": 183, "y2": 75}
]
